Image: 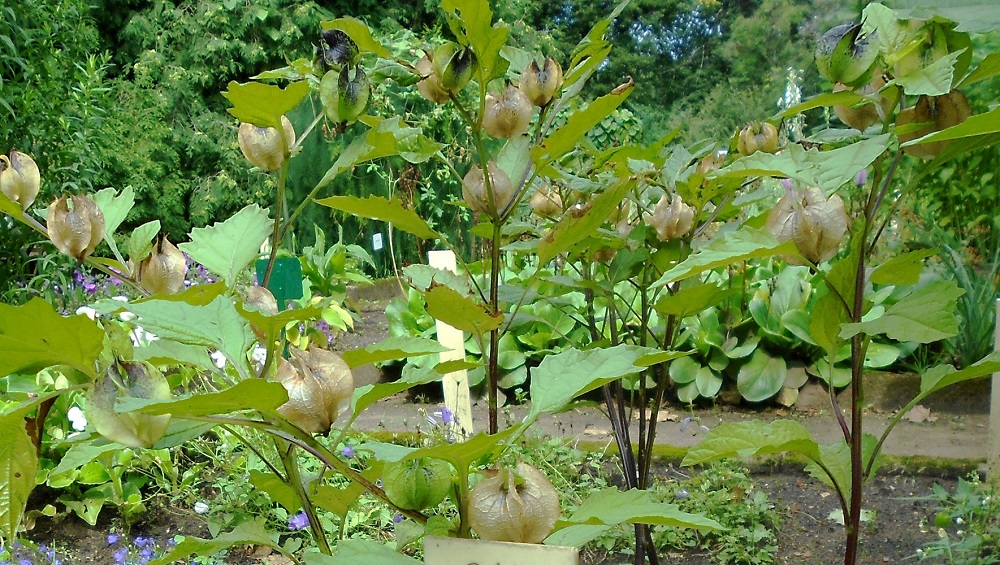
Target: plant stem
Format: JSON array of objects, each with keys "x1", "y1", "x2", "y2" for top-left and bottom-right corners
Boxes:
[
  {"x1": 278, "y1": 439, "x2": 332, "y2": 555},
  {"x1": 262, "y1": 158, "x2": 290, "y2": 289}
]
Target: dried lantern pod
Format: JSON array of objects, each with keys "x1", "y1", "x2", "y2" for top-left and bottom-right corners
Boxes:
[
  {"x1": 238, "y1": 115, "x2": 295, "y2": 171},
  {"x1": 736, "y1": 122, "x2": 780, "y2": 156},
  {"x1": 136, "y1": 237, "x2": 187, "y2": 295},
  {"x1": 47, "y1": 194, "x2": 105, "y2": 263},
  {"x1": 649, "y1": 194, "x2": 695, "y2": 241},
  {"x1": 86, "y1": 361, "x2": 172, "y2": 449},
  {"x1": 520, "y1": 57, "x2": 563, "y2": 107},
  {"x1": 416, "y1": 54, "x2": 450, "y2": 104},
  {"x1": 468, "y1": 461, "x2": 560, "y2": 544},
  {"x1": 765, "y1": 186, "x2": 850, "y2": 265},
  {"x1": 482, "y1": 85, "x2": 533, "y2": 139},
  {"x1": 529, "y1": 186, "x2": 562, "y2": 219},
  {"x1": 462, "y1": 162, "x2": 515, "y2": 216},
  {"x1": 0, "y1": 150, "x2": 40, "y2": 211},
  {"x1": 275, "y1": 347, "x2": 354, "y2": 434}
]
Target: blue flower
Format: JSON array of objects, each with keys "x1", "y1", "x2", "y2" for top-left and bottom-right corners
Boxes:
[
  {"x1": 341, "y1": 445, "x2": 355, "y2": 458},
  {"x1": 107, "y1": 533, "x2": 121, "y2": 545},
  {"x1": 288, "y1": 511, "x2": 310, "y2": 531},
  {"x1": 113, "y1": 547, "x2": 129, "y2": 564}
]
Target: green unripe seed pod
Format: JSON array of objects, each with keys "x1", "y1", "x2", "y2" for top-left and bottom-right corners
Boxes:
[{"x1": 382, "y1": 457, "x2": 453, "y2": 511}]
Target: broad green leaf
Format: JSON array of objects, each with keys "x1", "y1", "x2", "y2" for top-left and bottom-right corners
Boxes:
[
  {"x1": 127, "y1": 220, "x2": 161, "y2": 263},
  {"x1": 222, "y1": 81, "x2": 310, "y2": 128},
  {"x1": 0, "y1": 298, "x2": 103, "y2": 379},
  {"x1": 809, "y1": 290, "x2": 847, "y2": 358},
  {"x1": 320, "y1": 17, "x2": 391, "y2": 58},
  {"x1": 317, "y1": 195, "x2": 441, "y2": 241},
  {"x1": 356, "y1": 441, "x2": 417, "y2": 463},
  {"x1": 152, "y1": 420, "x2": 216, "y2": 448},
  {"x1": 532, "y1": 84, "x2": 634, "y2": 170},
  {"x1": 714, "y1": 135, "x2": 890, "y2": 194},
  {"x1": 537, "y1": 177, "x2": 636, "y2": 265},
  {"x1": 341, "y1": 336, "x2": 449, "y2": 368},
  {"x1": 134, "y1": 337, "x2": 213, "y2": 369},
  {"x1": 682, "y1": 420, "x2": 820, "y2": 466},
  {"x1": 839, "y1": 280, "x2": 962, "y2": 343},
  {"x1": 894, "y1": 1, "x2": 1000, "y2": 33},
  {"x1": 960, "y1": 52, "x2": 1000, "y2": 87},
  {"x1": 0, "y1": 192, "x2": 22, "y2": 219},
  {"x1": 92, "y1": 186, "x2": 135, "y2": 237},
  {"x1": 652, "y1": 229, "x2": 796, "y2": 286},
  {"x1": 803, "y1": 434, "x2": 881, "y2": 506},
  {"x1": 313, "y1": 480, "x2": 368, "y2": 521},
  {"x1": 529, "y1": 345, "x2": 662, "y2": 417},
  {"x1": 870, "y1": 248, "x2": 937, "y2": 285},
  {"x1": 178, "y1": 204, "x2": 271, "y2": 287},
  {"x1": 737, "y1": 350, "x2": 786, "y2": 402},
  {"x1": 347, "y1": 366, "x2": 442, "y2": 420},
  {"x1": 117, "y1": 295, "x2": 253, "y2": 366},
  {"x1": 50, "y1": 443, "x2": 120, "y2": 477},
  {"x1": 774, "y1": 91, "x2": 867, "y2": 120},
  {"x1": 249, "y1": 469, "x2": 299, "y2": 513},
  {"x1": 919, "y1": 353, "x2": 1000, "y2": 396},
  {"x1": 423, "y1": 285, "x2": 502, "y2": 336},
  {"x1": 148, "y1": 519, "x2": 281, "y2": 565},
  {"x1": 0, "y1": 412, "x2": 38, "y2": 545},
  {"x1": 893, "y1": 48, "x2": 964, "y2": 96},
  {"x1": 654, "y1": 283, "x2": 733, "y2": 317},
  {"x1": 402, "y1": 264, "x2": 474, "y2": 295},
  {"x1": 118, "y1": 379, "x2": 288, "y2": 416},
  {"x1": 901, "y1": 104, "x2": 1000, "y2": 146},
  {"x1": 236, "y1": 302, "x2": 325, "y2": 346},
  {"x1": 304, "y1": 540, "x2": 421, "y2": 565}
]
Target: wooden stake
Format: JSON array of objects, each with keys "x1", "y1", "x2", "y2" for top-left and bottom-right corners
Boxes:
[{"x1": 428, "y1": 250, "x2": 474, "y2": 439}]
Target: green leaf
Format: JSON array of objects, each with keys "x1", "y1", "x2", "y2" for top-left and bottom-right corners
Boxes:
[
  {"x1": 152, "y1": 420, "x2": 216, "y2": 448},
  {"x1": 118, "y1": 379, "x2": 288, "y2": 416},
  {"x1": 870, "y1": 248, "x2": 937, "y2": 285},
  {"x1": 803, "y1": 434, "x2": 880, "y2": 505},
  {"x1": 347, "y1": 367, "x2": 442, "y2": 421},
  {"x1": 716, "y1": 135, "x2": 890, "y2": 194},
  {"x1": 341, "y1": 336, "x2": 449, "y2": 368},
  {"x1": 249, "y1": 469, "x2": 300, "y2": 513},
  {"x1": 148, "y1": 519, "x2": 281, "y2": 565},
  {"x1": 652, "y1": 229, "x2": 796, "y2": 286},
  {"x1": 92, "y1": 186, "x2": 135, "y2": 237},
  {"x1": 681, "y1": 420, "x2": 820, "y2": 466},
  {"x1": 50, "y1": 443, "x2": 120, "y2": 477},
  {"x1": 0, "y1": 412, "x2": 38, "y2": 545},
  {"x1": 774, "y1": 91, "x2": 867, "y2": 120},
  {"x1": 303, "y1": 540, "x2": 421, "y2": 565},
  {"x1": 654, "y1": 283, "x2": 733, "y2": 317},
  {"x1": 222, "y1": 81, "x2": 310, "y2": 128},
  {"x1": 402, "y1": 427, "x2": 517, "y2": 473},
  {"x1": 440, "y1": 0, "x2": 510, "y2": 84},
  {"x1": 423, "y1": 285, "x2": 502, "y2": 336},
  {"x1": 178, "y1": 204, "x2": 271, "y2": 287},
  {"x1": 317, "y1": 195, "x2": 441, "y2": 241},
  {"x1": 0, "y1": 192, "x2": 23, "y2": 219},
  {"x1": 893, "y1": 1, "x2": 1000, "y2": 33},
  {"x1": 839, "y1": 280, "x2": 962, "y2": 343},
  {"x1": 127, "y1": 220, "x2": 161, "y2": 263},
  {"x1": 117, "y1": 295, "x2": 253, "y2": 368},
  {"x1": 532, "y1": 85, "x2": 634, "y2": 170},
  {"x1": 0, "y1": 298, "x2": 103, "y2": 379},
  {"x1": 312, "y1": 480, "x2": 369, "y2": 522},
  {"x1": 537, "y1": 177, "x2": 636, "y2": 265},
  {"x1": 320, "y1": 18, "x2": 391, "y2": 59},
  {"x1": 901, "y1": 104, "x2": 1000, "y2": 146},
  {"x1": 133, "y1": 339, "x2": 214, "y2": 369},
  {"x1": 893, "y1": 48, "x2": 964, "y2": 96},
  {"x1": 237, "y1": 302, "x2": 325, "y2": 346},
  {"x1": 737, "y1": 350, "x2": 786, "y2": 402},
  {"x1": 960, "y1": 52, "x2": 1000, "y2": 87}
]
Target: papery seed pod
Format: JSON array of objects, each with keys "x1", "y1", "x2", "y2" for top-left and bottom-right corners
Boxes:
[
  {"x1": 520, "y1": 57, "x2": 563, "y2": 107},
  {"x1": 468, "y1": 461, "x2": 560, "y2": 544},
  {"x1": 275, "y1": 347, "x2": 354, "y2": 434},
  {"x1": 432, "y1": 42, "x2": 476, "y2": 93},
  {"x1": 530, "y1": 186, "x2": 562, "y2": 219},
  {"x1": 815, "y1": 23, "x2": 879, "y2": 86},
  {"x1": 0, "y1": 150, "x2": 40, "y2": 211},
  {"x1": 737, "y1": 122, "x2": 780, "y2": 156},
  {"x1": 462, "y1": 162, "x2": 515, "y2": 216},
  {"x1": 415, "y1": 54, "x2": 450, "y2": 104},
  {"x1": 86, "y1": 361, "x2": 172, "y2": 449},
  {"x1": 765, "y1": 186, "x2": 849, "y2": 265},
  {"x1": 136, "y1": 237, "x2": 187, "y2": 295},
  {"x1": 833, "y1": 73, "x2": 891, "y2": 131},
  {"x1": 319, "y1": 29, "x2": 359, "y2": 70},
  {"x1": 483, "y1": 85, "x2": 532, "y2": 139},
  {"x1": 649, "y1": 194, "x2": 695, "y2": 241},
  {"x1": 320, "y1": 66, "x2": 370, "y2": 124},
  {"x1": 896, "y1": 89, "x2": 972, "y2": 159},
  {"x1": 382, "y1": 457, "x2": 453, "y2": 511},
  {"x1": 238, "y1": 115, "x2": 295, "y2": 171},
  {"x1": 695, "y1": 152, "x2": 724, "y2": 176},
  {"x1": 47, "y1": 194, "x2": 105, "y2": 263},
  {"x1": 240, "y1": 285, "x2": 279, "y2": 342}
]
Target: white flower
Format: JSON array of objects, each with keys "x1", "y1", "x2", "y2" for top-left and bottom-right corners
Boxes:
[
  {"x1": 129, "y1": 326, "x2": 158, "y2": 347},
  {"x1": 75, "y1": 306, "x2": 97, "y2": 320},
  {"x1": 193, "y1": 501, "x2": 210, "y2": 514},
  {"x1": 251, "y1": 345, "x2": 268, "y2": 367},
  {"x1": 67, "y1": 406, "x2": 88, "y2": 431},
  {"x1": 210, "y1": 350, "x2": 227, "y2": 369}
]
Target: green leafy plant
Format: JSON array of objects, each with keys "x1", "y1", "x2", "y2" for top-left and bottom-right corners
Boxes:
[{"x1": 916, "y1": 474, "x2": 1000, "y2": 564}]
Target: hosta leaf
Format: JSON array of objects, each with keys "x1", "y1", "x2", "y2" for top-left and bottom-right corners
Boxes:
[
  {"x1": 423, "y1": 285, "x2": 502, "y2": 336},
  {"x1": 0, "y1": 298, "x2": 103, "y2": 379},
  {"x1": 222, "y1": 81, "x2": 310, "y2": 128},
  {"x1": 839, "y1": 280, "x2": 962, "y2": 343},
  {"x1": 682, "y1": 420, "x2": 820, "y2": 466},
  {"x1": 341, "y1": 336, "x2": 449, "y2": 368},
  {"x1": 317, "y1": 195, "x2": 440, "y2": 241},
  {"x1": 0, "y1": 413, "x2": 37, "y2": 545},
  {"x1": 178, "y1": 204, "x2": 271, "y2": 287},
  {"x1": 148, "y1": 519, "x2": 281, "y2": 565},
  {"x1": 653, "y1": 229, "x2": 796, "y2": 286},
  {"x1": 737, "y1": 349, "x2": 786, "y2": 402},
  {"x1": 320, "y1": 17, "x2": 391, "y2": 58}
]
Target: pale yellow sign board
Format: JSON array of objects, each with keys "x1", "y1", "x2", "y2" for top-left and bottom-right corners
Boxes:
[{"x1": 424, "y1": 536, "x2": 579, "y2": 565}]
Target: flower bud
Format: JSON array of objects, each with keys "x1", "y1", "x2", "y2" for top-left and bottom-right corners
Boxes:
[
  {"x1": 432, "y1": 42, "x2": 476, "y2": 93},
  {"x1": 238, "y1": 115, "x2": 295, "y2": 171},
  {"x1": 320, "y1": 66, "x2": 370, "y2": 124},
  {"x1": 47, "y1": 195, "x2": 105, "y2": 263},
  {"x1": 416, "y1": 54, "x2": 450, "y2": 104},
  {"x1": 136, "y1": 237, "x2": 187, "y2": 295},
  {"x1": 462, "y1": 162, "x2": 515, "y2": 216},
  {"x1": 0, "y1": 150, "x2": 40, "y2": 211},
  {"x1": 318, "y1": 29, "x2": 359, "y2": 70},
  {"x1": 86, "y1": 361, "x2": 172, "y2": 449},
  {"x1": 275, "y1": 346, "x2": 354, "y2": 434},
  {"x1": 468, "y1": 461, "x2": 560, "y2": 544},
  {"x1": 520, "y1": 57, "x2": 563, "y2": 107},
  {"x1": 737, "y1": 122, "x2": 780, "y2": 156},
  {"x1": 765, "y1": 186, "x2": 849, "y2": 265},
  {"x1": 529, "y1": 186, "x2": 562, "y2": 219},
  {"x1": 815, "y1": 23, "x2": 879, "y2": 86},
  {"x1": 482, "y1": 85, "x2": 532, "y2": 139},
  {"x1": 649, "y1": 194, "x2": 695, "y2": 241}
]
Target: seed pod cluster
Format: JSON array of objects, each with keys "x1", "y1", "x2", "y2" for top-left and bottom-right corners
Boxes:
[
  {"x1": 136, "y1": 237, "x2": 187, "y2": 295},
  {"x1": 47, "y1": 194, "x2": 105, "y2": 263},
  {"x1": 86, "y1": 361, "x2": 172, "y2": 449},
  {"x1": 462, "y1": 162, "x2": 515, "y2": 216},
  {"x1": 520, "y1": 57, "x2": 563, "y2": 107},
  {"x1": 238, "y1": 115, "x2": 295, "y2": 171},
  {"x1": 382, "y1": 457, "x2": 453, "y2": 511},
  {"x1": 482, "y1": 85, "x2": 533, "y2": 139},
  {"x1": 737, "y1": 122, "x2": 780, "y2": 156},
  {"x1": 649, "y1": 194, "x2": 695, "y2": 241},
  {"x1": 766, "y1": 186, "x2": 849, "y2": 265},
  {"x1": 275, "y1": 346, "x2": 354, "y2": 434},
  {"x1": 468, "y1": 461, "x2": 560, "y2": 544},
  {"x1": 0, "y1": 150, "x2": 40, "y2": 211},
  {"x1": 895, "y1": 89, "x2": 972, "y2": 159}
]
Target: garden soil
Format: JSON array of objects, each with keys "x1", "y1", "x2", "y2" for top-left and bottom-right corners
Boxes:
[{"x1": 23, "y1": 282, "x2": 996, "y2": 564}]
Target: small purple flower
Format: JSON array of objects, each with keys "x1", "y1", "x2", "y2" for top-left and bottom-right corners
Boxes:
[
  {"x1": 855, "y1": 169, "x2": 868, "y2": 186},
  {"x1": 393, "y1": 513, "x2": 404, "y2": 524},
  {"x1": 134, "y1": 535, "x2": 153, "y2": 548},
  {"x1": 288, "y1": 511, "x2": 310, "y2": 531},
  {"x1": 83, "y1": 281, "x2": 98, "y2": 294},
  {"x1": 341, "y1": 445, "x2": 355, "y2": 458},
  {"x1": 781, "y1": 178, "x2": 793, "y2": 190},
  {"x1": 439, "y1": 407, "x2": 454, "y2": 426},
  {"x1": 107, "y1": 533, "x2": 121, "y2": 545},
  {"x1": 19, "y1": 558, "x2": 32, "y2": 565},
  {"x1": 113, "y1": 547, "x2": 128, "y2": 564}
]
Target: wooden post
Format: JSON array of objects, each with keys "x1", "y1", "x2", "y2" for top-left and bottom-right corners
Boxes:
[
  {"x1": 989, "y1": 299, "x2": 1000, "y2": 480},
  {"x1": 428, "y1": 250, "x2": 475, "y2": 439}
]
